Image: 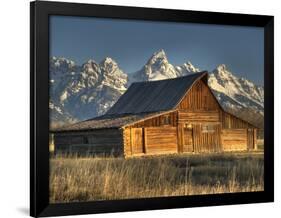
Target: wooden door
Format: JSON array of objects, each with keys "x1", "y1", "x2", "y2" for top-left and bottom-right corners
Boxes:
[
  {"x1": 131, "y1": 128, "x2": 144, "y2": 154},
  {"x1": 183, "y1": 128, "x2": 193, "y2": 152},
  {"x1": 193, "y1": 123, "x2": 222, "y2": 152}
]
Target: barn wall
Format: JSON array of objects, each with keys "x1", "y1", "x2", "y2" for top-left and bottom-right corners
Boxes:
[
  {"x1": 177, "y1": 80, "x2": 220, "y2": 111},
  {"x1": 178, "y1": 111, "x2": 220, "y2": 123},
  {"x1": 123, "y1": 128, "x2": 132, "y2": 157},
  {"x1": 145, "y1": 127, "x2": 178, "y2": 154},
  {"x1": 221, "y1": 129, "x2": 247, "y2": 151},
  {"x1": 131, "y1": 111, "x2": 178, "y2": 128},
  {"x1": 177, "y1": 110, "x2": 221, "y2": 153},
  {"x1": 123, "y1": 126, "x2": 178, "y2": 157},
  {"x1": 221, "y1": 111, "x2": 252, "y2": 129},
  {"x1": 177, "y1": 123, "x2": 184, "y2": 153},
  {"x1": 54, "y1": 129, "x2": 123, "y2": 156},
  {"x1": 131, "y1": 128, "x2": 145, "y2": 154},
  {"x1": 192, "y1": 123, "x2": 222, "y2": 152}
]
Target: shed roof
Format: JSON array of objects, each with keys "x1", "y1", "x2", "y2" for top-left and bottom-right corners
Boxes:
[
  {"x1": 53, "y1": 111, "x2": 171, "y2": 132},
  {"x1": 106, "y1": 71, "x2": 207, "y2": 115}
]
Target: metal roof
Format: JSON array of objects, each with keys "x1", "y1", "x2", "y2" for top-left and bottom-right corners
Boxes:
[
  {"x1": 106, "y1": 71, "x2": 207, "y2": 115},
  {"x1": 53, "y1": 72, "x2": 209, "y2": 132}
]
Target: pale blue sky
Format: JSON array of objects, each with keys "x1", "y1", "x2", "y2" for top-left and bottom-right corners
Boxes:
[{"x1": 50, "y1": 16, "x2": 264, "y2": 85}]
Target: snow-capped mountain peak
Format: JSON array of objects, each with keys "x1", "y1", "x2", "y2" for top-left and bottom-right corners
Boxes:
[
  {"x1": 100, "y1": 57, "x2": 128, "y2": 91},
  {"x1": 49, "y1": 56, "x2": 128, "y2": 127},
  {"x1": 49, "y1": 51, "x2": 264, "y2": 129},
  {"x1": 100, "y1": 57, "x2": 120, "y2": 75},
  {"x1": 51, "y1": 57, "x2": 76, "y2": 68},
  {"x1": 214, "y1": 64, "x2": 234, "y2": 79},
  {"x1": 217, "y1": 64, "x2": 227, "y2": 71},
  {"x1": 82, "y1": 59, "x2": 100, "y2": 75},
  {"x1": 176, "y1": 61, "x2": 200, "y2": 76},
  {"x1": 208, "y1": 64, "x2": 264, "y2": 117},
  {"x1": 148, "y1": 49, "x2": 167, "y2": 62},
  {"x1": 146, "y1": 49, "x2": 170, "y2": 70},
  {"x1": 130, "y1": 49, "x2": 181, "y2": 82},
  {"x1": 50, "y1": 57, "x2": 77, "y2": 78},
  {"x1": 100, "y1": 57, "x2": 118, "y2": 67}
]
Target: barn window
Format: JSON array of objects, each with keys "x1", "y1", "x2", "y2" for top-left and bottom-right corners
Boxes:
[
  {"x1": 162, "y1": 115, "x2": 171, "y2": 125},
  {"x1": 202, "y1": 124, "x2": 215, "y2": 133},
  {"x1": 83, "y1": 136, "x2": 89, "y2": 144}
]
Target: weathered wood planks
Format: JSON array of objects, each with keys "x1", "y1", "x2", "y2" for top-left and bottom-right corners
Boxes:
[
  {"x1": 124, "y1": 127, "x2": 178, "y2": 156},
  {"x1": 183, "y1": 128, "x2": 193, "y2": 152},
  {"x1": 192, "y1": 124, "x2": 222, "y2": 152},
  {"x1": 131, "y1": 128, "x2": 144, "y2": 154},
  {"x1": 178, "y1": 111, "x2": 220, "y2": 123},
  {"x1": 54, "y1": 129, "x2": 123, "y2": 155},
  {"x1": 145, "y1": 127, "x2": 178, "y2": 154},
  {"x1": 221, "y1": 129, "x2": 247, "y2": 151},
  {"x1": 221, "y1": 111, "x2": 253, "y2": 129},
  {"x1": 131, "y1": 111, "x2": 178, "y2": 128},
  {"x1": 177, "y1": 80, "x2": 220, "y2": 111}
]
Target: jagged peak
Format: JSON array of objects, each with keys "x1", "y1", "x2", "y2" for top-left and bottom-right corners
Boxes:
[
  {"x1": 100, "y1": 57, "x2": 118, "y2": 67},
  {"x1": 216, "y1": 64, "x2": 227, "y2": 72},
  {"x1": 82, "y1": 59, "x2": 100, "y2": 75},
  {"x1": 174, "y1": 61, "x2": 200, "y2": 75},
  {"x1": 147, "y1": 49, "x2": 168, "y2": 65},
  {"x1": 50, "y1": 56, "x2": 76, "y2": 67},
  {"x1": 213, "y1": 64, "x2": 234, "y2": 78},
  {"x1": 182, "y1": 61, "x2": 200, "y2": 72},
  {"x1": 153, "y1": 49, "x2": 166, "y2": 58},
  {"x1": 185, "y1": 61, "x2": 193, "y2": 66},
  {"x1": 85, "y1": 59, "x2": 98, "y2": 64},
  {"x1": 83, "y1": 59, "x2": 99, "y2": 69}
]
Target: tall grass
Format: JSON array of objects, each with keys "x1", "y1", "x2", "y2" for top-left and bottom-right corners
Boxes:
[{"x1": 50, "y1": 153, "x2": 264, "y2": 203}]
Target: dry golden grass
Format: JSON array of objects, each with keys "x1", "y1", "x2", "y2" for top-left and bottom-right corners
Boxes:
[{"x1": 50, "y1": 152, "x2": 264, "y2": 203}]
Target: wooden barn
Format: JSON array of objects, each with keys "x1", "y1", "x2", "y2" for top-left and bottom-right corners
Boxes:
[{"x1": 53, "y1": 71, "x2": 258, "y2": 157}]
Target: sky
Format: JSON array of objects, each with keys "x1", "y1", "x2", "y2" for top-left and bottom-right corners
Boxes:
[{"x1": 50, "y1": 16, "x2": 264, "y2": 85}]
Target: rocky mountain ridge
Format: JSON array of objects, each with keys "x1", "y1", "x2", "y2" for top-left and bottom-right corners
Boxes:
[{"x1": 49, "y1": 50, "x2": 264, "y2": 129}]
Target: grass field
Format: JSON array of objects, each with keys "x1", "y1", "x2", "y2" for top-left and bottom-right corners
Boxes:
[{"x1": 50, "y1": 152, "x2": 264, "y2": 203}]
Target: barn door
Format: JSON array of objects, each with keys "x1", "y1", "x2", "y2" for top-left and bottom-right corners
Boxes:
[
  {"x1": 183, "y1": 128, "x2": 193, "y2": 152},
  {"x1": 131, "y1": 128, "x2": 144, "y2": 154},
  {"x1": 193, "y1": 123, "x2": 221, "y2": 152}
]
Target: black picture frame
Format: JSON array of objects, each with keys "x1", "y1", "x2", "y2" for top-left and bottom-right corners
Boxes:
[{"x1": 30, "y1": 1, "x2": 274, "y2": 217}]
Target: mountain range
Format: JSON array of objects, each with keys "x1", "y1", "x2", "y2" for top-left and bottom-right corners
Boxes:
[{"x1": 49, "y1": 49, "x2": 264, "y2": 129}]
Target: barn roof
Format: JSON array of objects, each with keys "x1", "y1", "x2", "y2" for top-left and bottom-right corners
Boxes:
[
  {"x1": 106, "y1": 71, "x2": 207, "y2": 115},
  {"x1": 53, "y1": 72, "x2": 208, "y2": 132},
  {"x1": 53, "y1": 111, "x2": 173, "y2": 132}
]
